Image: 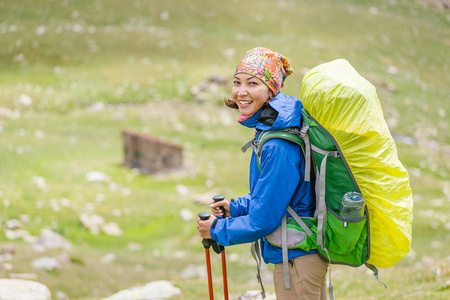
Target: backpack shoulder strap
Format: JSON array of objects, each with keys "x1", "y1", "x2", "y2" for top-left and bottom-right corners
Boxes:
[{"x1": 256, "y1": 129, "x2": 306, "y2": 172}]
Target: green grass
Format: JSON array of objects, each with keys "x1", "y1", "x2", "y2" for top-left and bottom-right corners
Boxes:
[{"x1": 0, "y1": 0, "x2": 449, "y2": 299}]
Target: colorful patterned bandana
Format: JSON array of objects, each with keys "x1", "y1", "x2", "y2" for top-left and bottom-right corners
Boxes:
[{"x1": 234, "y1": 47, "x2": 294, "y2": 95}]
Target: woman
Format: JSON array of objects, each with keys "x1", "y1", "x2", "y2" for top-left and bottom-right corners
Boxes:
[{"x1": 197, "y1": 47, "x2": 328, "y2": 299}]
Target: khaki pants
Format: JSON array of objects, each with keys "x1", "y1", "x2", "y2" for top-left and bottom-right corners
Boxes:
[{"x1": 273, "y1": 253, "x2": 328, "y2": 300}]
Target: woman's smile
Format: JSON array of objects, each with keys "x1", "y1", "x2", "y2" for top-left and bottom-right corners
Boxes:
[{"x1": 237, "y1": 100, "x2": 253, "y2": 107}]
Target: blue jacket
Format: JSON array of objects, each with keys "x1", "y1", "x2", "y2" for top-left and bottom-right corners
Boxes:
[{"x1": 210, "y1": 92, "x2": 316, "y2": 264}]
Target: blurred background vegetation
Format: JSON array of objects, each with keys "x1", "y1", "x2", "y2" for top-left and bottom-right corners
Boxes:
[{"x1": 0, "y1": 0, "x2": 448, "y2": 299}]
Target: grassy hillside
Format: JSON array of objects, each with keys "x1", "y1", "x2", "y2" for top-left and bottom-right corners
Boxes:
[{"x1": 0, "y1": 0, "x2": 449, "y2": 299}]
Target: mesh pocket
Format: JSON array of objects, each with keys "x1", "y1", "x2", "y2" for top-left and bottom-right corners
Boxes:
[
  {"x1": 318, "y1": 208, "x2": 369, "y2": 266},
  {"x1": 325, "y1": 208, "x2": 367, "y2": 255}
]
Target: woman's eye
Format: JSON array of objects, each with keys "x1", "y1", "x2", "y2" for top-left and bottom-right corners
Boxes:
[
  {"x1": 233, "y1": 81, "x2": 240, "y2": 85},
  {"x1": 249, "y1": 81, "x2": 258, "y2": 85}
]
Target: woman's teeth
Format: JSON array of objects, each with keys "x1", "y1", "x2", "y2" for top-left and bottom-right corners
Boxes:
[{"x1": 239, "y1": 100, "x2": 252, "y2": 105}]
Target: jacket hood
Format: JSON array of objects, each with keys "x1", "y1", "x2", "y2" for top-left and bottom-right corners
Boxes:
[{"x1": 255, "y1": 92, "x2": 303, "y2": 131}]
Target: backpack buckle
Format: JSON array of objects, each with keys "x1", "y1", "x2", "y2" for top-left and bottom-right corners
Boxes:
[
  {"x1": 241, "y1": 137, "x2": 257, "y2": 153},
  {"x1": 284, "y1": 127, "x2": 301, "y2": 135},
  {"x1": 299, "y1": 126, "x2": 310, "y2": 138}
]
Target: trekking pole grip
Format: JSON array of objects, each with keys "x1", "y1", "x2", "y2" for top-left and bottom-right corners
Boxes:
[
  {"x1": 198, "y1": 212, "x2": 224, "y2": 254},
  {"x1": 198, "y1": 212, "x2": 213, "y2": 249},
  {"x1": 199, "y1": 212, "x2": 211, "y2": 221},
  {"x1": 213, "y1": 195, "x2": 226, "y2": 218}
]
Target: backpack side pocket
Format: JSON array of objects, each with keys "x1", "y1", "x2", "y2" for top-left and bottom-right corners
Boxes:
[
  {"x1": 319, "y1": 207, "x2": 369, "y2": 266},
  {"x1": 266, "y1": 217, "x2": 319, "y2": 252}
]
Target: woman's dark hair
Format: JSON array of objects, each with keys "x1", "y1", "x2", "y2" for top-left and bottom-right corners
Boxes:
[
  {"x1": 224, "y1": 92, "x2": 275, "y2": 110},
  {"x1": 224, "y1": 98, "x2": 239, "y2": 109}
]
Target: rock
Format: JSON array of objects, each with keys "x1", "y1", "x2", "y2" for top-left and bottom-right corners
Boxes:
[
  {"x1": 79, "y1": 213, "x2": 105, "y2": 233},
  {"x1": 387, "y1": 65, "x2": 398, "y2": 74},
  {"x1": 0, "y1": 255, "x2": 13, "y2": 264},
  {"x1": 60, "y1": 198, "x2": 71, "y2": 207},
  {"x1": 80, "y1": 214, "x2": 122, "y2": 235},
  {"x1": 56, "y1": 253, "x2": 71, "y2": 263},
  {"x1": 19, "y1": 214, "x2": 31, "y2": 223},
  {"x1": 8, "y1": 273, "x2": 39, "y2": 281},
  {"x1": 127, "y1": 242, "x2": 142, "y2": 251},
  {"x1": 0, "y1": 107, "x2": 16, "y2": 119},
  {"x1": 31, "y1": 176, "x2": 48, "y2": 191},
  {"x1": 34, "y1": 228, "x2": 71, "y2": 251},
  {"x1": 179, "y1": 208, "x2": 194, "y2": 222},
  {"x1": 134, "y1": 264, "x2": 144, "y2": 272},
  {"x1": 5, "y1": 229, "x2": 30, "y2": 240},
  {"x1": 191, "y1": 191, "x2": 219, "y2": 205},
  {"x1": 5, "y1": 219, "x2": 21, "y2": 230},
  {"x1": 1, "y1": 244, "x2": 16, "y2": 255},
  {"x1": 239, "y1": 290, "x2": 276, "y2": 300},
  {"x1": 56, "y1": 291, "x2": 69, "y2": 299},
  {"x1": 179, "y1": 264, "x2": 207, "y2": 280},
  {"x1": 102, "y1": 280, "x2": 182, "y2": 300},
  {"x1": 23, "y1": 235, "x2": 38, "y2": 244},
  {"x1": 175, "y1": 184, "x2": 189, "y2": 196},
  {"x1": 228, "y1": 252, "x2": 240, "y2": 262},
  {"x1": 172, "y1": 251, "x2": 187, "y2": 259},
  {"x1": 0, "y1": 279, "x2": 51, "y2": 300},
  {"x1": 86, "y1": 171, "x2": 110, "y2": 182},
  {"x1": 3, "y1": 262, "x2": 13, "y2": 272},
  {"x1": 18, "y1": 94, "x2": 33, "y2": 106},
  {"x1": 190, "y1": 74, "x2": 229, "y2": 103},
  {"x1": 101, "y1": 222, "x2": 123, "y2": 236},
  {"x1": 31, "y1": 257, "x2": 60, "y2": 271},
  {"x1": 86, "y1": 102, "x2": 106, "y2": 112},
  {"x1": 100, "y1": 253, "x2": 116, "y2": 264},
  {"x1": 206, "y1": 74, "x2": 229, "y2": 85},
  {"x1": 416, "y1": 0, "x2": 450, "y2": 10}
]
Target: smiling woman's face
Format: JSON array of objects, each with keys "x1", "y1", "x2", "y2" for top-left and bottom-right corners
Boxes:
[{"x1": 231, "y1": 73, "x2": 271, "y2": 116}]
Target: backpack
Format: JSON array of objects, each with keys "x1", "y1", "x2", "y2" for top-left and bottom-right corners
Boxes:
[{"x1": 247, "y1": 59, "x2": 413, "y2": 299}]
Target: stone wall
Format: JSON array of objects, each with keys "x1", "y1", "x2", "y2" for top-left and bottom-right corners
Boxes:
[{"x1": 122, "y1": 130, "x2": 183, "y2": 174}]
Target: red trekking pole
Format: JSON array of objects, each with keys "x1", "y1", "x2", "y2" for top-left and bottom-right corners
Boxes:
[
  {"x1": 198, "y1": 195, "x2": 230, "y2": 300},
  {"x1": 213, "y1": 195, "x2": 229, "y2": 300},
  {"x1": 199, "y1": 212, "x2": 215, "y2": 300}
]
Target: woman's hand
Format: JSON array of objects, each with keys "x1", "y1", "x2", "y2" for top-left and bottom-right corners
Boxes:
[
  {"x1": 196, "y1": 214, "x2": 216, "y2": 239},
  {"x1": 210, "y1": 199, "x2": 231, "y2": 218}
]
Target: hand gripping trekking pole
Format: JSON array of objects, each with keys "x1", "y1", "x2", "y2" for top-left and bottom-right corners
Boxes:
[
  {"x1": 213, "y1": 195, "x2": 229, "y2": 300},
  {"x1": 213, "y1": 195, "x2": 227, "y2": 217}
]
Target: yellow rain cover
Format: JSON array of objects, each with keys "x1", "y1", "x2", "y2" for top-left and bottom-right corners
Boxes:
[{"x1": 301, "y1": 59, "x2": 413, "y2": 268}]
